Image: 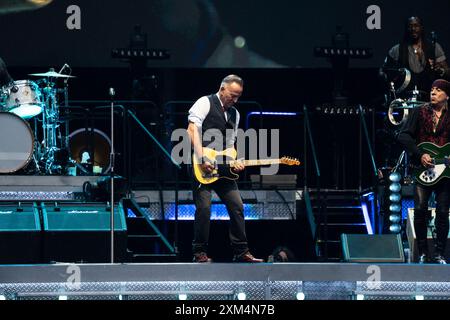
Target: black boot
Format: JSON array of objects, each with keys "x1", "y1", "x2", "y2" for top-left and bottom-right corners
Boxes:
[
  {"x1": 432, "y1": 242, "x2": 447, "y2": 264},
  {"x1": 432, "y1": 254, "x2": 447, "y2": 264},
  {"x1": 417, "y1": 240, "x2": 429, "y2": 264}
]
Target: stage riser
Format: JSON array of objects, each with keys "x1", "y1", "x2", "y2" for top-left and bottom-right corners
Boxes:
[
  {"x1": 1, "y1": 263, "x2": 450, "y2": 300},
  {"x1": 133, "y1": 190, "x2": 297, "y2": 220}
]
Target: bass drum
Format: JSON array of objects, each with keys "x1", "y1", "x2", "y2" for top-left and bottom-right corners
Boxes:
[
  {"x1": 69, "y1": 128, "x2": 111, "y2": 174},
  {"x1": 0, "y1": 112, "x2": 34, "y2": 173}
]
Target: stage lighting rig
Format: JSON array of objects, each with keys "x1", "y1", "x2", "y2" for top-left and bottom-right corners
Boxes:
[{"x1": 111, "y1": 25, "x2": 170, "y2": 64}]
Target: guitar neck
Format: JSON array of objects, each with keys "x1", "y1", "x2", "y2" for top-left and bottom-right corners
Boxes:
[
  {"x1": 231, "y1": 159, "x2": 281, "y2": 167},
  {"x1": 434, "y1": 158, "x2": 449, "y2": 165}
]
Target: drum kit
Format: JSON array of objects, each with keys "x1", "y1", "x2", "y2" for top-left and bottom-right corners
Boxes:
[
  {"x1": 386, "y1": 68, "x2": 427, "y2": 126},
  {"x1": 0, "y1": 68, "x2": 75, "y2": 174}
]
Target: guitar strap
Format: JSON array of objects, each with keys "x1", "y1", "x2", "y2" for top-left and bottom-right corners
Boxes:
[{"x1": 226, "y1": 107, "x2": 237, "y2": 129}]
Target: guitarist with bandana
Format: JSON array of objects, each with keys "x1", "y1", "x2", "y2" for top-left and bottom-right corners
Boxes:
[{"x1": 398, "y1": 79, "x2": 450, "y2": 264}]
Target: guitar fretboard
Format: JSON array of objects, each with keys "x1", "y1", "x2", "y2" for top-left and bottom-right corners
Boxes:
[{"x1": 231, "y1": 159, "x2": 281, "y2": 167}]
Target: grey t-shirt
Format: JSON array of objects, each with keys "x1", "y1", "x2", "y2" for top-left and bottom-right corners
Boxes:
[{"x1": 388, "y1": 42, "x2": 446, "y2": 74}]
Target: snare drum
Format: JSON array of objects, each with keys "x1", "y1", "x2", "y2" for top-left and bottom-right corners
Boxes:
[
  {"x1": 0, "y1": 80, "x2": 44, "y2": 119},
  {"x1": 0, "y1": 112, "x2": 34, "y2": 173}
]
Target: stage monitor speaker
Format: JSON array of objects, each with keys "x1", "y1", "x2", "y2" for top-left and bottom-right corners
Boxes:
[
  {"x1": 406, "y1": 208, "x2": 450, "y2": 262},
  {"x1": 0, "y1": 202, "x2": 41, "y2": 264},
  {"x1": 341, "y1": 234, "x2": 404, "y2": 263},
  {"x1": 41, "y1": 202, "x2": 127, "y2": 263}
]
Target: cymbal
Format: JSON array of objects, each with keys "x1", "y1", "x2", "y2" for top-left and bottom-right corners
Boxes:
[
  {"x1": 29, "y1": 70, "x2": 75, "y2": 78},
  {"x1": 389, "y1": 98, "x2": 426, "y2": 109},
  {"x1": 0, "y1": 0, "x2": 52, "y2": 14},
  {"x1": 405, "y1": 100, "x2": 426, "y2": 107}
]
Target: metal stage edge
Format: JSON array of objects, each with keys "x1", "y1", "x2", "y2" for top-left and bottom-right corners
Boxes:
[{"x1": 0, "y1": 263, "x2": 449, "y2": 300}]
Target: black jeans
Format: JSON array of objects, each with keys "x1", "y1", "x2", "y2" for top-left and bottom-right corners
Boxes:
[
  {"x1": 192, "y1": 179, "x2": 248, "y2": 256},
  {"x1": 414, "y1": 179, "x2": 450, "y2": 255}
]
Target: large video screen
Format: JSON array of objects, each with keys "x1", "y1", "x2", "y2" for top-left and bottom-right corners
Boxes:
[{"x1": 1, "y1": 0, "x2": 449, "y2": 68}]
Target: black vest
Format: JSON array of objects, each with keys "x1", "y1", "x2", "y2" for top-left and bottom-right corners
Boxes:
[{"x1": 201, "y1": 94, "x2": 237, "y2": 150}]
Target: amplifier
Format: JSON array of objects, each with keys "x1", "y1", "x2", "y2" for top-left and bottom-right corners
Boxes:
[
  {"x1": 0, "y1": 202, "x2": 41, "y2": 264},
  {"x1": 41, "y1": 202, "x2": 127, "y2": 263},
  {"x1": 341, "y1": 233, "x2": 404, "y2": 263}
]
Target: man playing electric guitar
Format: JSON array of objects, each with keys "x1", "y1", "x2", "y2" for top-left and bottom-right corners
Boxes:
[
  {"x1": 187, "y1": 74, "x2": 263, "y2": 263},
  {"x1": 398, "y1": 79, "x2": 450, "y2": 264}
]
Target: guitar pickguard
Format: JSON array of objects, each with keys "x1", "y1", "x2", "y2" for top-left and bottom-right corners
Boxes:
[{"x1": 418, "y1": 164, "x2": 446, "y2": 184}]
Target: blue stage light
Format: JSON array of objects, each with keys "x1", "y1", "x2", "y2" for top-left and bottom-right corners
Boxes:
[
  {"x1": 389, "y1": 172, "x2": 402, "y2": 183},
  {"x1": 389, "y1": 193, "x2": 402, "y2": 203},
  {"x1": 389, "y1": 204, "x2": 402, "y2": 213},
  {"x1": 389, "y1": 214, "x2": 401, "y2": 224},
  {"x1": 389, "y1": 224, "x2": 401, "y2": 233}
]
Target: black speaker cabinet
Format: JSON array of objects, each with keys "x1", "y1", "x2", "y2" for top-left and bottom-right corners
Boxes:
[
  {"x1": 42, "y1": 202, "x2": 127, "y2": 263},
  {"x1": 0, "y1": 202, "x2": 41, "y2": 264},
  {"x1": 341, "y1": 234, "x2": 404, "y2": 263},
  {"x1": 406, "y1": 208, "x2": 450, "y2": 262}
]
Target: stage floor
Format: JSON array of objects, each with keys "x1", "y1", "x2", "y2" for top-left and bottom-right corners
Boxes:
[{"x1": 0, "y1": 263, "x2": 449, "y2": 300}]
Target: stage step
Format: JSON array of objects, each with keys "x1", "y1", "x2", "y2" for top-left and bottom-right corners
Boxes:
[
  {"x1": 122, "y1": 198, "x2": 177, "y2": 262},
  {"x1": 306, "y1": 189, "x2": 369, "y2": 262}
]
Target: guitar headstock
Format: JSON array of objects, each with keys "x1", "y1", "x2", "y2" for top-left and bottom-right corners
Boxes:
[{"x1": 280, "y1": 157, "x2": 301, "y2": 166}]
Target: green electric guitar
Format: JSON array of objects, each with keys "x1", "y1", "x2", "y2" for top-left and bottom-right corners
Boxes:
[{"x1": 414, "y1": 142, "x2": 450, "y2": 186}]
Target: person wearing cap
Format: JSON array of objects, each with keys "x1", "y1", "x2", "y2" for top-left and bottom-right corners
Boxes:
[
  {"x1": 397, "y1": 79, "x2": 450, "y2": 264},
  {"x1": 380, "y1": 16, "x2": 449, "y2": 95}
]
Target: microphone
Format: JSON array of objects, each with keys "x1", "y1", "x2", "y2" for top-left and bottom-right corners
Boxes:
[{"x1": 109, "y1": 87, "x2": 115, "y2": 98}]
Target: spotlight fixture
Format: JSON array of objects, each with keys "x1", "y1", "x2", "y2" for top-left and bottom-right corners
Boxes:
[
  {"x1": 237, "y1": 292, "x2": 247, "y2": 300},
  {"x1": 178, "y1": 293, "x2": 188, "y2": 301},
  {"x1": 296, "y1": 292, "x2": 305, "y2": 300}
]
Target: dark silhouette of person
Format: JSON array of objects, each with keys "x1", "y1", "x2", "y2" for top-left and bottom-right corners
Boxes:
[{"x1": 381, "y1": 16, "x2": 449, "y2": 97}]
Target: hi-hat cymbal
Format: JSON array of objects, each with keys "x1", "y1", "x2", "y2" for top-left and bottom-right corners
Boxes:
[
  {"x1": 389, "y1": 98, "x2": 426, "y2": 109},
  {"x1": 405, "y1": 100, "x2": 426, "y2": 106},
  {"x1": 29, "y1": 70, "x2": 75, "y2": 78}
]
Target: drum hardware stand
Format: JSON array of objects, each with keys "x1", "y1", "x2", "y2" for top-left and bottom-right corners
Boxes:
[
  {"x1": 109, "y1": 87, "x2": 116, "y2": 264},
  {"x1": 41, "y1": 81, "x2": 61, "y2": 174},
  {"x1": 27, "y1": 65, "x2": 75, "y2": 175},
  {"x1": 58, "y1": 63, "x2": 71, "y2": 152}
]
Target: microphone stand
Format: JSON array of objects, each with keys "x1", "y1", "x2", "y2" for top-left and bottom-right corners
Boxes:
[
  {"x1": 109, "y1": 87, "x2": 116, "y2": 263},
  {"x1": 61, "y1": 65, "x2": 71, "y2": 151}
]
